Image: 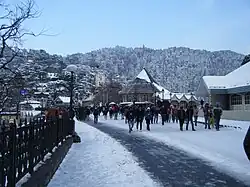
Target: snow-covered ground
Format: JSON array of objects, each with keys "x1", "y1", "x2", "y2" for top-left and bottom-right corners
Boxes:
[
  {"x1": 48, "y1": 120, "x2": 162, "y2": 187},
  {"x1": 98, "y1": 116, "x2": 250, "y2": 185}
]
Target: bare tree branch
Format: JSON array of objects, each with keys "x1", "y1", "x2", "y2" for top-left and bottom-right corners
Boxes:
[{"x1": 0, "y1": 0, "x2": 43, "y2": 111}]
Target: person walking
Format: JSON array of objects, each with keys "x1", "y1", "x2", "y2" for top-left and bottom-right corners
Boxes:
[
  {"x1": 193, "y1": 105, "x2": 199, "y2": 126},
  {"x1": 136, "y1": 106, "x2": 144, "y2": 131},
  {"x1": 154, "y1": 105, "x2": 160, "y2": 124},
  {"x1": 102, "y1": 107, "x2": 108, "y2": 120},
  {"x1": 203, "y1": 103, "x2": 211, "y2": 129},
  {"x1": 93, "y1": 107, "x2": 99, "y2": 124},
  {"x1": 186, "y1": 105, "x2": 195, "y2": 131},
  {"x1": 160, "y1": 105, "x2": 166, "y2": 125},
  {"x1": 127, "y1": 107, "x2": 135, "y2": 133},
  {"x1": 145, "y1": 107, "x2": 151, "y2": 131},
  {"x1": 177, "y1": 106, "x2": 186, "y2": 131},
  {"x1": 213, "y1": 103, "x2": 223, "y2": 131}
]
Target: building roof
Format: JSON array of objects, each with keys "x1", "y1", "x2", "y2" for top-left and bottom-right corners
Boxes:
[
  {"x1": 20, "y1": 100, "x2": 41, "y2": 105},
  {"x1": 136, "y1": 68, "x2": 157, "y2": 83},
  {"x1": 203, "y1": 61, "x2": 250, "y2": 89},
  {"x1": 156, "y1": 92, "x2": 197, "y2": 101},
  {"x1": 120, "y1": 68, "x2": 170, "y2": 94},
  {"x1": 58, "y1": 96, "x2": 70, "y2": 103}
]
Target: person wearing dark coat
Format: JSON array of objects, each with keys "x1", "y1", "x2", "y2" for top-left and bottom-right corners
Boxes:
[
  {"x1": 127, "y1": 107, "x2": 135, "y2": 133},
  {"x1": 136, "y1": 106, "x2": 144, "y2": 130},
  {"x1": 145, "y1": 107, "x2": 151, "y2": 131},
  {"x1": 103, "y1": 107, "x2": 108, "y2": 120},
  {"x1": 93, "y1": 107, "x2": 99, "y2": 124},
  {"x1": 243, "y1": 126, "x2": 250, "y2": 160},
  {"x1": 213, "y1": 103, "x2": 223, "y2": 131},
  {"x1": 160, "y1": 105, "x2": 166, "y2": 125},
  {"x1": 154, "y1": 106, "x2": 160, "y2": 124},
  {"x1": 186, "y1": 105, "x2": 195, "y2": 131},
  {"x1": 177, "y1": 106, "x2": 186, "y2": 131}
]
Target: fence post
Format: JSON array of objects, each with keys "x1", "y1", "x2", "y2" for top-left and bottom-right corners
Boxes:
[
  {"x1": 8, "y1": 121, "x2": 17, "y2": 187},
  {"x1": 56, "y1": 117, "x2": 60, "y2": 146},
  {"x1": 0, "y1": 122, "x2": 6, "y2": 187},
  {"x1": 28, "y1": 119, "x2": 34, "y2": 175}
]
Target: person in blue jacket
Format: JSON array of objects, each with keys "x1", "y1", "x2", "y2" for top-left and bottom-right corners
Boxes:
[{"x1": 243, "y1": 126, "x2": 250, "y2": 160}]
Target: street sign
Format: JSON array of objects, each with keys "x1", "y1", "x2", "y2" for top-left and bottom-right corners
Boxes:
[{"x1": 20, "y1": 89, "x2": 28, "y2": 96}]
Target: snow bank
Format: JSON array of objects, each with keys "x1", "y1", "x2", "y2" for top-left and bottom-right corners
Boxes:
[
  {"x1": 48, "y1": 120, "x2": 161, "y2": 187},
  {"x1": 98, "y1": 117, "x2": 250, "y2": 185}
]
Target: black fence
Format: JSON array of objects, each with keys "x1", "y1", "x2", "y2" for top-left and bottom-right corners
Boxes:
[{"x1": 0, "y1": 116, "x2": 74, "y2": 187}]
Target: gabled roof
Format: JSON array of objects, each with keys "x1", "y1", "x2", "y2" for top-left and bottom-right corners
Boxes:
[
  {"x1": 136, "y1": 68, "x2": 158, "y2": 84},
  {"x1": 202, "y1": 61, "x2": 250, "y2": 90},
  {"x1": 120, "y1": 68, "x2": 170, "y2": 94}
]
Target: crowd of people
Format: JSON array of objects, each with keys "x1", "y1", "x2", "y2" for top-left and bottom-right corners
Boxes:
[
  {"x1": 79, "y1": 101, "x2": 223, "y2": 133},
  {"x1": 76, "y1": 102, "x2": 250, "y2": 161}
]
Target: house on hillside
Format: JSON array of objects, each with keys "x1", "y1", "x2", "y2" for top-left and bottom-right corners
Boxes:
[
  {"x1": 55, "y1": 96, "x2": 70, "y2": 107},
  {"x1": 197, "y1": 62, "x2": 250, "y2": 111},
  {"x1": 19, "y1": 100, "x2": 41, "y2": 120}
]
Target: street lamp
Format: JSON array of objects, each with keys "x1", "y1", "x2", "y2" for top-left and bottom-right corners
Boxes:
[
  {"x1": 190, "y1": 92, "x2": 193, "y2": 106},
  {"x1": 170, "y1": 92, "x2": 172, "y2": 104},
  {"x1": 162, "y1": 89, "x2": 165, "y2": 100},
  {"x1": 65, "y1": 64, "x2": 81, "y2": 143},
  {"x1": 66, "y1": 65, "x2": 77, "y2": 119}
]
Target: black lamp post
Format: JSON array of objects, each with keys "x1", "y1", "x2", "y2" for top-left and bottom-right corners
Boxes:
[
  {"x1": 66, "y1": 65, "x2": 81, "y2": 143},
  {"x1": 170, "y1": 92, "x2": 172, "y2": 104},
  {"x1": 66, "y1": 65, "x2": 77, "y2": 119},
  {"x1": 162, "y1": 89, "x2": 165, "y2": 100}
]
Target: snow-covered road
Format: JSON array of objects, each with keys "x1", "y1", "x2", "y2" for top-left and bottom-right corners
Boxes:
[
  {"x1": 48, "y1": 120, "x2": 161, "y2": 187},
  {"x1": 85, "y1": 118, "x2": 248, "y2": 187},
  {"x1": 97, "y1": 116, "x2": 250, "y2": 186},
  {"x1": 48, "y1": 117, "x2": 250, "y2": 187}
]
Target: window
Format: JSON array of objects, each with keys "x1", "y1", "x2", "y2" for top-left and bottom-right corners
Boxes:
[
  {"x1": 245, "y1": 93, "x2": 250, "y2": 104},
  {"x1": 231, "y1": 94, "x2": 242, "y2": 105}
]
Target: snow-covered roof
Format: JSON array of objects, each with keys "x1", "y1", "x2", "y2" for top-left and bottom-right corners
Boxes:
[
  {"x1": 203, "y1": 62, "x2": 250, "y2": 89},
  {"x1": 137, "y1": 69, "x2": 151, "y2": 82},
  {"x1": 156, "y1": 92, "x2": 198, "y2": 101},
  {"x1": 58, "y1": 96, "x2": 70, "y2": 103},
  {"x1": 30, "y1": 104, "x2": 41, "y2": 109},
  {"x1": 34, "y1": 91, "x2": 50, "y2": 95},
  {"x1": 153, "y1": 83, "x2": 170, "y2": 93},
  {"x1": 83, "y1": 95, "x2": 94, "y2": 102},
  {"x1": 20, "y1": 100, "x2": 41, "y2": 105}
]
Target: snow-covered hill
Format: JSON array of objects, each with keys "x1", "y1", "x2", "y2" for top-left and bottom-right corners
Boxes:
[
  {"x1": 5, "y1": 46, "x2": 244, "y2": 94},
  {"x1": 64, "y1": 46, "x2": 244, "y2": 92}
]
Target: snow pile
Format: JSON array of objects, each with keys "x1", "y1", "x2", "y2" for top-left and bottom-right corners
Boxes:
[
  {"x1": 98, "y1": 117, "x2": 250, "y2": 185},
  {"x1": 48, "y1": 120, "x2": 161, "y2": 187}
]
